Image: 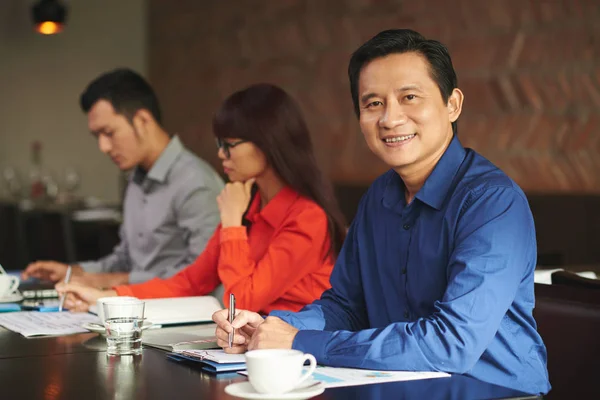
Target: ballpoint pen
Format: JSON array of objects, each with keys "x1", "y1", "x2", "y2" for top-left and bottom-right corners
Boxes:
[
  {"x1": 58, "y1": 265, "x2": 72, "y2": 312},
  {"x1": 228, "y1": 293, "x2": 236, "y2": 348}
]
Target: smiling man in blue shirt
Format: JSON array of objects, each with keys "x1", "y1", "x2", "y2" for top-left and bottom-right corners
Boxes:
[{"x1": 213, "y1": 29, "x2": 551, "y2": 395}]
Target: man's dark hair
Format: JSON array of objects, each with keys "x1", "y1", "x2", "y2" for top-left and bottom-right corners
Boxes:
[
  {"x1": 348, "y1": 29, "x2": 459, "y2": 134},
  {"x1": 79, "y1": 68, "x2": 162, "y2": 124}
]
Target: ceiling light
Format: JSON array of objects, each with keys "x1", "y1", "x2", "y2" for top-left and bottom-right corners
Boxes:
[{"x1": 32, "y1": 0, "x2": 68, "y2": 35}]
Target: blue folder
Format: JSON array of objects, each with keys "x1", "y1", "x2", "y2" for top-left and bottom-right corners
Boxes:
[
  {"x1": 0, "y1": 304, "x2": 22, "y2": 313},
  {"x1": 21, "y1": 299, "x2": 62, "y2": 312},
  {"x1": 167, "y1": 353, "x2": 246, "y2": 373}
]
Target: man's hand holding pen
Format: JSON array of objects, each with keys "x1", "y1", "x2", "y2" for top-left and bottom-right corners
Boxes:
[{"x1": 212, "y1": 308, "x2": 298, "y2": 354}]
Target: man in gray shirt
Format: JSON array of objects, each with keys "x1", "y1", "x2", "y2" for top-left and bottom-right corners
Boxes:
[{"x1": 22, "y1": 69, "x2": 223, "y2": 287}]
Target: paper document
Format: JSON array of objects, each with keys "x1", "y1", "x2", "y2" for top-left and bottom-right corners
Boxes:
[
  {"x1": 239, "y1": 366, "x2": 449, "y2": 388},
  {"x1": 0, "y1": 311, "x2": 101, "y2": 337},
  {"x1": 310, "y1": 366, "x2": 450, "y2": 388}
]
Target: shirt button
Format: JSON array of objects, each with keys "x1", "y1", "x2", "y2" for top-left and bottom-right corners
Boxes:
[
  {"x1": 142, "y1": 198, "x2": 147, "y2": 204},
  {"x1": 404, "y1": 310, "x2": 409, "y2": 318},
  {"x1": 403, "y1": 224, "x2": 411, "y2": 230},
  {"x1": 138, "y1": 233, "x2": 143, "y2": 238},
  {"x1": 402, "y1": 268, "x2": 407, "y2": 275}
]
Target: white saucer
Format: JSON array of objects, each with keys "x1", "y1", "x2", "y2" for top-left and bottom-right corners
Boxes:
[
  {"x1": 0, "y1": 293, "x2": 24, "y2": 303},
  {"x1": 82, "y1": 320, "x2": 154, "y2": 334},
  {"x1": 224, "y1": 382, "x2": 325, "y2": 400}
]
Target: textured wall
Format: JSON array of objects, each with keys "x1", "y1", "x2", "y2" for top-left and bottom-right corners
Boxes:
[{"x1": 148, "y1": 0, "x2": 600, "y2": 192}]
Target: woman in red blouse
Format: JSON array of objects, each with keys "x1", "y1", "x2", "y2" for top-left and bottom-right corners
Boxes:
[{"x1": 58, "y1": 84, "x2": 346, "y2": 314}]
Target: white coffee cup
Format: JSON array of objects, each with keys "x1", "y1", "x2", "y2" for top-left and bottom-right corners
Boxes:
[
  {"x1": 245, "y1": 349, "x2": 317, "y2": 394},
  {"x1": 96, "y1": 296, "x2": 139, "y2": 324},
  {"x1": 0, "y1": 274, "x2": 19, "y2": 298}
]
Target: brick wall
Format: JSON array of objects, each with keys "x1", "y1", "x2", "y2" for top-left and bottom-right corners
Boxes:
[{"x1": 148, "y1": 0, "x2": 600, "y2": 192}]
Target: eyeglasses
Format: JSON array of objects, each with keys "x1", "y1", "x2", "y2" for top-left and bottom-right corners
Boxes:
[{"x1": 216, "y1": 138, "x2": 248, "y2": 159}]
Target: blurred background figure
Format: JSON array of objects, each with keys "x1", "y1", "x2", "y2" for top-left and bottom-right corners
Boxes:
[{"x1": 22, "y1": 68, "x2": 224, "y2": 288}]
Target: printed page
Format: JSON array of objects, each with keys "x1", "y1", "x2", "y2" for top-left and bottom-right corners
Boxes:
[
  {"x1": 310, "y1": 366, "x2": 450, "y2": 388},
  {"x1": 0, "y1": 311, "x2": 101, "y2": 337},
  {"x1": 238, "y1": 366, "x2": 450, "y2": 388}
]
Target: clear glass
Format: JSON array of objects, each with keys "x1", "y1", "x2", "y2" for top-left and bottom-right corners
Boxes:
[
  {"x1": 103, "y1": 300, "x2": 145, "y2": 356},
  {"x1": 2, "y1": 166, "x2": 22, "y2": 199},
  {"x1": 63, "y1": 167, "x2": 80, "y2": 194}
]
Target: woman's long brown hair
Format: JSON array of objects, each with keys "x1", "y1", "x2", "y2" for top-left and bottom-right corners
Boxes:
[{"x1": 213, "y1": 83, "x2": 347, "y2": 260}]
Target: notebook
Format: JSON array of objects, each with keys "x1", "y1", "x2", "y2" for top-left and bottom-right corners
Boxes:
[
  {"x1": 177, "y1": 349, "x2": 246, "y2": 363},
  {"x1": 167, "y1": 350, "x2": 246, "y2": 373},
  {"x1": 168, "y1": 355, "x2": 242, "y2": 377},
  {"x1": 89, "y1": 296, "x2": 222, "y2": 326},
  {"x1": 142, "y1": 329, "x2": 220, "y2": 352}
]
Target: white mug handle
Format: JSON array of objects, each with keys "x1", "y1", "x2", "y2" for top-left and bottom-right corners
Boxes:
[
  {"x1": 8, "y1": 276, "x2": 19, "y2": 294},
  {"x1": 295, "y1": 353, "x2": 317, "y2": 387}
]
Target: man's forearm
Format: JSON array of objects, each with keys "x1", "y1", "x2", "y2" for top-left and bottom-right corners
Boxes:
[
  {"x1": 103, "y1": 272, "x2": 129, "y2": 288},
  {"x1": 84, "y1": 272, "x2": 129, "y2": 289}
]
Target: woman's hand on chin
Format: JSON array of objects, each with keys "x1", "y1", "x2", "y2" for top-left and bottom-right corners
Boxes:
[{"x1": 218, "y1": 178, "x2": 255, "y2": 227}]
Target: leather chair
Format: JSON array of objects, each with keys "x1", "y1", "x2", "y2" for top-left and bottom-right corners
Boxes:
[
  {"x1": 551, "y1": 270, "x2": 600, "y2": 291},
  {"x1": 533, "y1": 283, "x2": 600, "y2": 399},
  {"x1": 0, "y1": 201, "x2": 27, "y2": 269}
]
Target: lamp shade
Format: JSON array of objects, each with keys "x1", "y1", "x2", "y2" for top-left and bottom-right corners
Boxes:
[{"x1": 32, "y1": 0, "x2": 67, "y2": 35}]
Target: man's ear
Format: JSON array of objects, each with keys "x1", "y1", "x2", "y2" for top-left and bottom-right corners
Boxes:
[
  {"x1": 447, "y1": 88, "x2": 464, "y2": 123},
  {"x1": 132, "y1": 109, "x2": 153, "y2": 137}
]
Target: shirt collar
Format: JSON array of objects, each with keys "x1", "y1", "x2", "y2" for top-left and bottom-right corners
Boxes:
[
  {"x1": 415, "y1": 135, "x2": 466, "y2": 210},
  {"x1": 134, "y1": 135, "x2": 184, "y2": 184},
  {"x1": 247, "y1": 186, "x2": 300, "y2": 228},
  {"x1": 382, "y1": 135, "x2": 466, "y2": 211}
]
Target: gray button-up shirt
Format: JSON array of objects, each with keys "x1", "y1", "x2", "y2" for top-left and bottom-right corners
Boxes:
[{"x1": 80, "y1": 136, "x2": 224, "y2": 283}]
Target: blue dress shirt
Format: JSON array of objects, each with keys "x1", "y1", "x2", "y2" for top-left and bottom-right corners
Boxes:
[{"x1": 271, "y1": 136, "x2": 551, "y2": 395}]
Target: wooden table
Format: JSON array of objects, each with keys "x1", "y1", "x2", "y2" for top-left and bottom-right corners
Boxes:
[{"x1": 0, "y1": 324, "x2": 542, "y2": 400}]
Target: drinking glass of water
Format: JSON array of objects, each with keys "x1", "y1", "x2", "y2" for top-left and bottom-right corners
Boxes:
[{"x1": 103, "y1": 299, "x2": 145, "y2": 356}]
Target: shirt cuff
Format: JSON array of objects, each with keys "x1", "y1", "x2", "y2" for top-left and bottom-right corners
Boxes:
[
  {"x1": 220, "y1": 226, "x2": 248, "y2": 243},
  {"x1": 292, "y1": 330, "x2": 332, "y2": 362},
  {"x1": 78, "y1": 260, "x2": 105, "y2": 274}
]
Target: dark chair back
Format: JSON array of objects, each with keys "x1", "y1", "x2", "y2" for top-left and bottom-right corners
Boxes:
[
  {"x1": 551, "y1": 270, "x2": 600, "y2": 291},
  {"x1": 0, "y1": 201, "x2": 27, "y2": 269},
  {"x1": 533, "y1": 283, "x2": 600, "y2": 399},
  {"x1": 20, "y1": 209, "x2": 74, "y2": 264}
]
